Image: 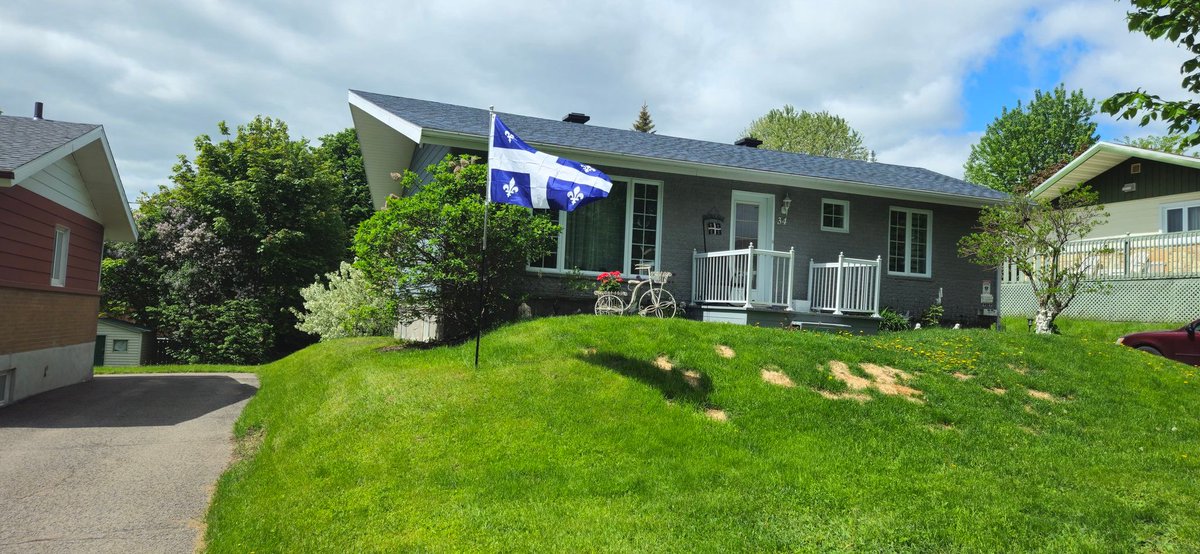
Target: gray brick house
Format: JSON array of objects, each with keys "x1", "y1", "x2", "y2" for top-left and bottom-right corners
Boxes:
[{"x1": 349, "y1": 90, "x2": 1006, "y2": 334}]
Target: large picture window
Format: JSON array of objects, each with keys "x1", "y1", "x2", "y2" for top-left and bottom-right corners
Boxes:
[
  {"x1": 529, "y1": 177, "x2": 663, "y2": 275},
  {"x1": 887, "y1": 207, "x2": 932, "y2": 277}
]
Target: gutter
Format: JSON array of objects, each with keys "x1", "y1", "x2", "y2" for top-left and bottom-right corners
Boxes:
[{"x1": 420, "y1": 128, "x2": 1007, "y2": 208}]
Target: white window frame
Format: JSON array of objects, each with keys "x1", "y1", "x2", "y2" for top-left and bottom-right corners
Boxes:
[
  {"x1": 820, "y1": 198, "x2": 850, "y2": 233},
  {"x1": 51, "y1": 225, "x2": 70, "y2": 287},
  {"x1": 1160, "y1": 200, "x2": 1200, "y2": 233},
  {"x1": 526, "y1": 176, "x2": 664, "y2": 276},
  {"x1": 113, "y1": 339, "x2": 129, "y2": 352},
  {"x1": 887, "y1": 207, "x2": 933, "y2": 278}
]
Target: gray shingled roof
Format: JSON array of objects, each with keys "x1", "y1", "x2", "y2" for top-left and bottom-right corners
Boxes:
[
  {"x1": 352, "y1": 90, "x2": 1006, "y2": 201},
  {"x1": 0, "y1": 115, "x2": 100, "y2": 172}
]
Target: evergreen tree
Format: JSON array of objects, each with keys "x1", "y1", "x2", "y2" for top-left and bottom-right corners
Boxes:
[{"x1": 632, "y1": 102, "x2": 656, "y2": 133}]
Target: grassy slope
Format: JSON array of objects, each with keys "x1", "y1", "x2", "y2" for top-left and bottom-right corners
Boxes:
[{"x1": 204, "y1": 317, "x2": 1199, "y2": 552}]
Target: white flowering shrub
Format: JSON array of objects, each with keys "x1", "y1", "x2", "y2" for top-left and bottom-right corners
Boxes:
[{"x1": 294, "y1": 262, "x2": 394, "y2": 340}]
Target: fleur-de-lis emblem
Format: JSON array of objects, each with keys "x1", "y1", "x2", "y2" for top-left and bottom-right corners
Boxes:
[
  {"x1": 504, "y1": 130, "x2": 515, "y2": 143},
  {"x1": 567, "y1": 186, "x2": 584, "y2": 206},
  {"x1": 581, "y1": 164, "x2": 595, "y2": 173},
  {"x1": 503, "y1": 178, "x2": 518, "y2": 197}
]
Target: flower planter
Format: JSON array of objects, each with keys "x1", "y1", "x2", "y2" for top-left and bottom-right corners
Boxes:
[{"x1": 594, "y1": 290, "x2": 629, "y2": 297}]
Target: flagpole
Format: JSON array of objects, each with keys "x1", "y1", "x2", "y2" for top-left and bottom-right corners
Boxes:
[{"x1": 475, "y1": 107, "x2": 495, "y2": 368}]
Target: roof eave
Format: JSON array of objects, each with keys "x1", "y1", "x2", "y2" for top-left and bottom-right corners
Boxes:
[
  {"x1": 10, "y1": 127, "x2": 137, "y2": 242},
  {"x1": 1029, "y1": 141, "x2": 1200, "y2": 200}
]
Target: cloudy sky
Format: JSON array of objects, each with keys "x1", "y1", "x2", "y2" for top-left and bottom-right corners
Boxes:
[{"x1": 1, "y1": 1, "x2": 1194, "y2": 200}]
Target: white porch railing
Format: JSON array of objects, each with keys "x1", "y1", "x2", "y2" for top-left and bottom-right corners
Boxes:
[
  {"x1": 692, "y1": 244, "x2": 795, "y2": 308},
  {"x1": 1002, "y1": 229, "x2": 1200, "y2": 282},
  {"x1": 808, "y1": 253, "x2": 882, "y2": 316}
]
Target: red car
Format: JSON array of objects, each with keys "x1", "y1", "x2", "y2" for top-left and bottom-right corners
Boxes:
[{"x1": 1118, "y1": 319, "x2": 1200, "y2": 366}]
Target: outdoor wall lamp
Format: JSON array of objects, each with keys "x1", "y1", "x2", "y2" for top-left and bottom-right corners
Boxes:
[{"x1": 777, "y1": 193, "x2": 792, "y2": 225}]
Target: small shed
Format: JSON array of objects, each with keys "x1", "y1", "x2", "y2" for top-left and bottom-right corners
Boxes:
[{"x1": 95, "y1": 318, "x2": 154, "y2": 367}]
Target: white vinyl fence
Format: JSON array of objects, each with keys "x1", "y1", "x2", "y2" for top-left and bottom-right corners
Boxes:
[
  {"x1": 692, "y1": 245, "x2": 794, "y2": 308},
  {"x1": 808, "y1": 253, "x2": 882, "y2": 316}
]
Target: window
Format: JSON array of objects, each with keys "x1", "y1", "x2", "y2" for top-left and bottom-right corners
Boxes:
[
  {"x1": 113, "y1": 339, "x2": 129, "y2": 352},
  {"x1": 821, "y1": 199, "x2": 850, "y2": 232},
  {"x1": 887, "y1": 207, "x2": 932, "y2": 277},
  {"x1": 528, "y1": 177, "x2": 663, "y2": 275},
  {"x1": 1163, "y1": 202, "x2": 1200, "y2": 233},
  {"x1": 51, "y1": 226, "x2": 69, "y2": 287}
]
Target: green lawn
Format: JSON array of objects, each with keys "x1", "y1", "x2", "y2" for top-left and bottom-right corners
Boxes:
[
  {"x1": 195, "y1": 316, "x2": 1199, "y2": 552},
  {"x1": 94, "y1": 363, "x2": 255, "y2": 375},
  {"x1": 1001, "y1": 316, "x2": 1185, "y2": 344}
]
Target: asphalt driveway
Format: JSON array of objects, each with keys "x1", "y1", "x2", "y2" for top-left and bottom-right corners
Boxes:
[{"x1": 0, "y1": 373, "x2": 258, "y2": 553}]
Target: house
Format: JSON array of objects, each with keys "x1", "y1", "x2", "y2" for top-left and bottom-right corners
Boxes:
[
  {"x1": 0, "y1": 104, "x2": 137, "y2": 406},
  {"x1": 348, "y1": 90, "x2": 1007, "y2": 336},
  {"x1": 95, "y1": 318, "x2": 154, "y2": 367},
  {"x1": 1001, "y1": 141, "x2": 1200, "y2": 322}
]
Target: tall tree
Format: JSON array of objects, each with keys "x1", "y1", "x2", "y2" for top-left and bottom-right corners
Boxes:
[
  {"x1": 102, "y1": 117, "x2": 349, "y2": 363},
  {"x1": 1120, "y1": 134, "x2": 1197, "y2": 156},
  {"x1": 741, "y1": 105, "x2": 872, "y2": 160},
  {"x1": 964, "y1": 85, "x2": 1099, "y2": 194},
  {"x1": 1103, "y1": 0, "x2": 1200, "y2": 149},
  {"x1": 632, "y1": 102, "x2": 656, "y2": 133},
  {"x1": 316, "y1": 128, "x2": 374, "y2": 241}
]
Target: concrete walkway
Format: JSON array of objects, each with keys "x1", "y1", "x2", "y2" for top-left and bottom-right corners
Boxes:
[{"x1": 0, "y1": 373, "x2": 259, "y2": 553}]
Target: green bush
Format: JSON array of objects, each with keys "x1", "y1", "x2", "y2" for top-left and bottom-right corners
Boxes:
[
  {"x1": 354, "y1": 155, "x2": 559, "y2": 342},
  {"x1": 878, "y1": 307, "x2": 910, "y2": 332}
]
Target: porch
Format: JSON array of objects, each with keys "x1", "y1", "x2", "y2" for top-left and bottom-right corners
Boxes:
[
  {"x1": 690, "y1": 245, "x2": 882, "y2": 331},
  {"x1": 999, "y1": 230, "x2": 1200, "y2": 323}
]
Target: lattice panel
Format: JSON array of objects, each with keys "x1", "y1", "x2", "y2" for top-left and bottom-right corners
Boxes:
[{"x1": 1001, "y1": 279, "x2": 1200, "y2": 322}]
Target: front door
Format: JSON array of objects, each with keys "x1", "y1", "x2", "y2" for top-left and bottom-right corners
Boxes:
[{"x1": 730, "y1": 191, "x2": 775, "y2": 303}]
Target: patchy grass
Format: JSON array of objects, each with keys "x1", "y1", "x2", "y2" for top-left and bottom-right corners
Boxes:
[{"x1": 204, "y1": 318, "x2": 1200, "y2": 552}]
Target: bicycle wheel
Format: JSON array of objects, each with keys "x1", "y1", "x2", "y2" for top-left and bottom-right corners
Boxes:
[
  {"x1": 638, "y1": 289, "x2": 677, "y2": 318},
  {"x1": 594, "y1": 293, "x2": 626, "y2": 315}
]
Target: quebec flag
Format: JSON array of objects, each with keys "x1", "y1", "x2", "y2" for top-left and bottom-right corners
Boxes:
[{"x1": 487, "y1": 114, "x2": 612, "y2": 212}]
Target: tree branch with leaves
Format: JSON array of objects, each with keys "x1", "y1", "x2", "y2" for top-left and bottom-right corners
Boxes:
[
  {"x1": 959, "y1": 180, "x2": 1110, "y2": 334},
  {"x1": 1103, "y1": 0, "x2": 1200, "y2": 149}
]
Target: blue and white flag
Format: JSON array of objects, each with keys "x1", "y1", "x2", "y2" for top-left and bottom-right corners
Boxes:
[{"x1": 487, "y1": 114, "x2": 612, "y2": 212}]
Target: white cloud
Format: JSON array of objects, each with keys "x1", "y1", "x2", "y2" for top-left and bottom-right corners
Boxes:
[{"x1": 1, "y1": 0, "x2": 1193, "y2": 201}]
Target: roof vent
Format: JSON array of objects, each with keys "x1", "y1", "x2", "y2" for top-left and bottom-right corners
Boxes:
[
  {"x1": 735, "y1": 137, "x2": 762, "y2": 148},
  {"x1": 563, "y1": 112, "x2": 590, "y2": 124},
  {"x1": 33, "y1": 101, "x2": 44, "y2": 120}
]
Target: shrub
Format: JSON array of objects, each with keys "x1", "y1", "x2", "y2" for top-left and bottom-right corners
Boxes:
[
  {"x1": 294, "y1": 262, "x2": 394, "y2": 340},
  {"x1": 354, "y1": 155, "x2": 559, "y2": 342},
  {"x1": 921, "y1": 303, "x2": 944, "y2": 328},
  {"x1": 878, "y1": 307, "x2": 910, "y2": 332}
]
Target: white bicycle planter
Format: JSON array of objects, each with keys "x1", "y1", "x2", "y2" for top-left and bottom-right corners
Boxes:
[{"x1": 594, "y1": 264, "x2": 678, "y2": 318}]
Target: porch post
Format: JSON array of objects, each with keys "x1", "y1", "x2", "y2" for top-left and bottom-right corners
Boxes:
[
  {"x1": 833, "y1": 252, "x2": 845, "y2": 315},
  {"x1": 872, "y1": 255, "x2": 882, "y2": 318},
  {"x1": 691, "y1": 249, "x2": 698, "y2": 305},
  {"x1": 744, "y1": 242, "x2": 755, "y2": 309},
  {"x1": 807, "y1": 258, "x2": 815, "y2": 313},
  {"x1": 786, "y1": 247, "x2": 795, "y2": 311}
]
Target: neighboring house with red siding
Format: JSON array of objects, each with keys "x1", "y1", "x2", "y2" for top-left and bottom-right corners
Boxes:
[{"x1": 0, "y1": 108, "x2": 136, "y2": 406}]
